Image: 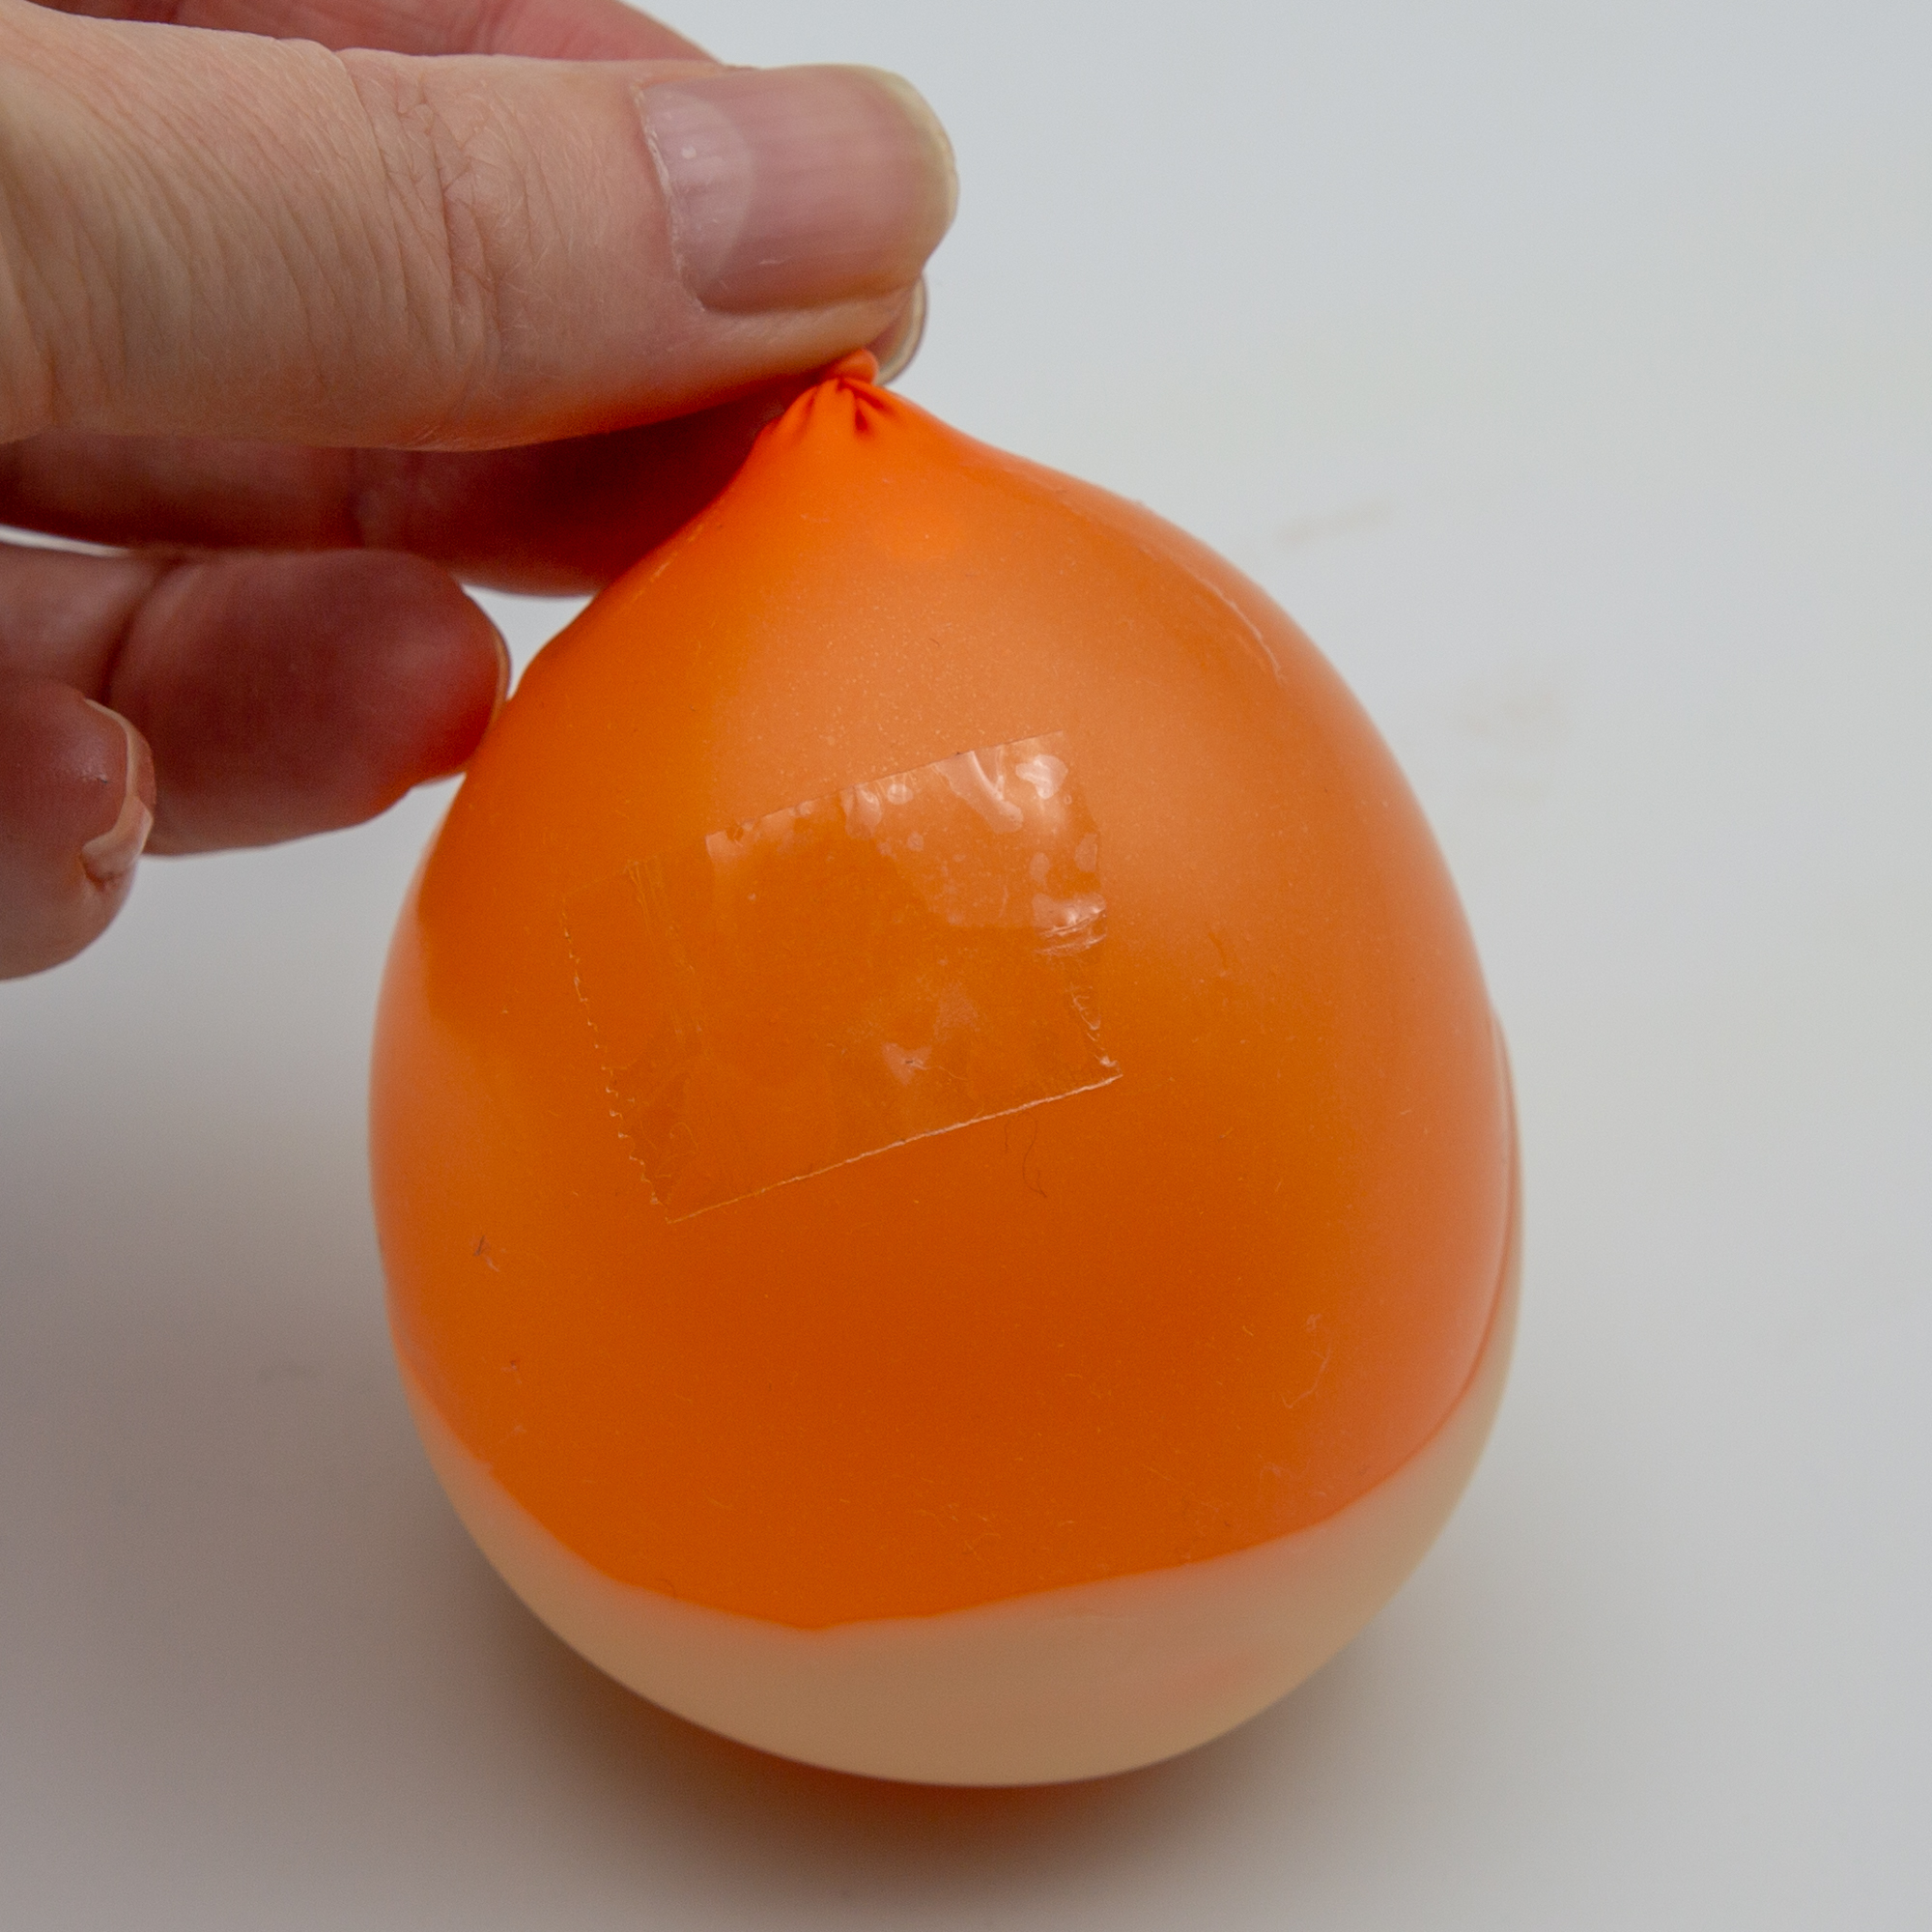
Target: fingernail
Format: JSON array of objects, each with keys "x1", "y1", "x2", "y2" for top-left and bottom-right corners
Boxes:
[
  {"x1": 638, "y1": 66, "x2": 956, "y2": 314},
  {"x1": 79, "y1": 700, "x2": 154, "y2": 886},
  {"x1": 868, "y1": 275, "x2": 928, "y2": 385},
  {"x1": 487, "y1": 621, "x2": 512, "y2": 724}
]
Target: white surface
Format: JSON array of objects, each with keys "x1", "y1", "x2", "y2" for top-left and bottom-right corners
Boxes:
[{"x1": 2, "y1": 0, "x2": 1927, "y2": 1923}]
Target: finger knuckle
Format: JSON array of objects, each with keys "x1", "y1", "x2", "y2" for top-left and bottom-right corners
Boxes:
[
  {"x1": 0, "y1": 27, "x2": 119, "y2": 439},
  {"x1": 344, "y1": 55, "x2": 541, "y2": 439}
]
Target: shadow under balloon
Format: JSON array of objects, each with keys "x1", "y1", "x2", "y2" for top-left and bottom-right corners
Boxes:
[
  {"x1": 457, "y1": 1527, "x2": 1383, "y2": 1909},
  {"x1": 0, "y1": 1113, "x2": 1389, "y2": 1920}
]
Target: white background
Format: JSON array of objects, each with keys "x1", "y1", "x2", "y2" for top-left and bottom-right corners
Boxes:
[{"x1": 3, "y1": 2, "x2": 1928, "y2": 1923}]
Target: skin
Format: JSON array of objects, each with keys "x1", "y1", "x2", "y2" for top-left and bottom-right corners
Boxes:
[{"x1": 0, "y1": 0, "x2": 953, "y2": 976}]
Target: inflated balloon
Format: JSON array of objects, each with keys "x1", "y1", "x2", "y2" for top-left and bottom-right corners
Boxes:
[{"x1": 370, "y1": 363, "x2": 1518, "y2": 1785}]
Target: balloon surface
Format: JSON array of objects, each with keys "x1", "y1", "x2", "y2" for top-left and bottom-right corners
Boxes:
[{"x1": 371, "y1": 371, "x2": 1519, "y2": 1783}]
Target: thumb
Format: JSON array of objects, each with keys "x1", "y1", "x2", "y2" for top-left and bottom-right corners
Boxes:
[{"x1": 0, "y1": 6, "x2": 955, "y2": 448}]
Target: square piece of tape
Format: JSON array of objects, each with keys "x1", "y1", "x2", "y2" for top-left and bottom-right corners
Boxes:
[{"x1": 565, "y1": 732, "x2": 1120, "y2": 1220}]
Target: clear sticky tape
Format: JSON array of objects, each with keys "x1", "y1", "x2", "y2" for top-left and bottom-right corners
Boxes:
[{"x1": 565, "y1": 732, "x2": 1120, "y2": 1221}]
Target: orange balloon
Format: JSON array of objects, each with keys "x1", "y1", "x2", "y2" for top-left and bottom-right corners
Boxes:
[{"x1": 371, "y1": 372, "x2": 1518, "y2": 1783}]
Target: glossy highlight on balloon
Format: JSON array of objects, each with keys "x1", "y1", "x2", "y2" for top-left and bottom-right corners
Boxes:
[{"x1": 370, "y1": 372, "x2": 1519, "y2": 1784}]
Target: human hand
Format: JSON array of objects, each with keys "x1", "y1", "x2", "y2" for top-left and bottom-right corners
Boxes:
[{"x1": 0, "y1": 0, "x2": 953, "y2": 976}]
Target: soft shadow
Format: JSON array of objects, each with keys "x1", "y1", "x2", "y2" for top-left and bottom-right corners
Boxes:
[
  {"x1": 2, "y1": 1100, "x2": 1385, "y2": 1922},
  {"x1": 461, "y1": 1546, "x2": 1378, "y2": 1910}
]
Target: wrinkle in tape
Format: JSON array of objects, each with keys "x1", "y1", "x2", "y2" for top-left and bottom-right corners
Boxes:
[{"x1": 565, "y1": 733, "x2": 1120, "y2": 1220}]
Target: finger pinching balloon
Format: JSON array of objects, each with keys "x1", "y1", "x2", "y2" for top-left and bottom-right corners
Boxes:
[{"x1": 370, "y1": 363, "x2": 1518, "y2": 1785}]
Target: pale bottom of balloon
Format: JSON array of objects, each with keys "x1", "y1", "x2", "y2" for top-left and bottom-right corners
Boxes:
[{"x1": 400, "y1": 1273, "x2": 1514, "y2": 1787}]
